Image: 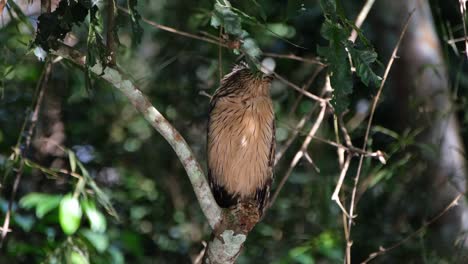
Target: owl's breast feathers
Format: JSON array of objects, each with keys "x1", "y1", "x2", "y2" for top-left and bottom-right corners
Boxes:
[{"x1": 207, "y1": 67, "x2": 275, "y2": 214}]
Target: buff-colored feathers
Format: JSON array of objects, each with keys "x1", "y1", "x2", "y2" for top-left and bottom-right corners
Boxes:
[{"x1": 207, "y1": 64, "x2": 275, "y2": 212}]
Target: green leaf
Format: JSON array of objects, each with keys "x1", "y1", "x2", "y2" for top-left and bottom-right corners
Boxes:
[
  {"x1": 347, "y1": 45, "x2": 382, "y2": 87},
  {"x1": 317, "y1": 19, "x2": 352, "y2": 113},
  {"x1": 19, "y1": 193, "x2": 62, "y2": 218},
  {"x1": 68, "y1": 150, "x2": 77, "y2": 173},
  {"x1": 212, "y1": 2, "x2": 243, "y2": 36},
  {"x1": 59, "y1": 194, "x2": 83, "y2": 235},
  {"x1": 289, "y1": 245, "x2": 315, "y2": 264},
  {"x1": 81, "y1": 229, "x2": 109, "y2": 253},
  {"x1": 242, "y1": 38, "x2": 262, "y2": 59},
  {"x1": 320, "y1": 0, "x2": 336, "y2": 17},
  {"x1": 82, "y1": 200, "x2": 107, "y2": 233},
  {"x1": 318, "y1": 0, "x2": 380, "y2": 113},
  {"x1": 75, "y1": 154, "x2": 118, "y2": 220},
  {"x1": 70, "y1": 250, "x2": 89, "y2": 264}
]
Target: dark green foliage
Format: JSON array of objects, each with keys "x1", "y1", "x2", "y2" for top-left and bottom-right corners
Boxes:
[
  {"x1": 211, "y1": 1, "x2": 243, "y2": 36},
  {"x1": 128, "y1": 0, "x2": 143, "y2": 46},
  {"x1": 317, "y1": 18, "x2": 352, "y2": 113},
  {"x1": 318, "y1": 0, "x2": 381, "y2": 113},
  {"x1": 1, "y1": 0, "x2": 468, "y2": 263},
  {"x1": 34, "y1": 0, "x2": 89, "y2": 50},
  {"x1": 210, "y1": 0, "x2": 262, "y2": 69},
  {"x1": 346, "y1": 46, "x2": 381, "y2": 87}
]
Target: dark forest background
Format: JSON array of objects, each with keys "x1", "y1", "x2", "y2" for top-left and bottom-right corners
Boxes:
[{"x1": 1, "y1": 0, "x2": 468, "y2": 263}]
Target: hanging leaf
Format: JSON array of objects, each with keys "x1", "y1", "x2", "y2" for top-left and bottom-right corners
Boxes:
[
  {"x1": 211, "y1": 2, "x2": 243, "y2": 36},
  {"x1": 210, "y1": 0, "x2": 263, "y2": 67},
  {"x1": 318, "y1": 0, "x2": 381, "y2": 113},
  {"x1": 68, "y1": 150, "x2": 77, "y2": 173},
  {"x1": 59, "y1": 194, "x2": 83, "y2": 235},
  {"x1": 69, "y1": 250, "x2": 90, "y2": 264},
  {"x1": 82, "y1": 200, "x2": 107, "y2": 233},
  {"x1": 76, "y1": 162, "x2": 118, "y2": 219},
  {"x1": 81, "y1": 229, "x2": 110, "y2": 253},
  {"x1": 347, "y1": 46, "x2": 382, "y2": 87},
  {"x1": 128, "y1": 0, "x2": 143, "y2": 46},
  {"x1": 317, "y1": 19, "x2": 352, "y2": 113},
  {"x1": 35, "y1": 0, "x2": 89, "y2": 50}
]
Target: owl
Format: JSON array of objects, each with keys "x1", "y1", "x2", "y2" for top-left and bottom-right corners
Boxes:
[{"x1": 207, "y1": 64, "x2": 275, "y2": 216}]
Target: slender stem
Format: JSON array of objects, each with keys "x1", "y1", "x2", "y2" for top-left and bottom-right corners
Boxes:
[
  {"x1": 345, "y1": 11, "x2": 414, "y2": 263},
  {"x1": 106, "y1": 0, "x2": 117, "y2": 65}
]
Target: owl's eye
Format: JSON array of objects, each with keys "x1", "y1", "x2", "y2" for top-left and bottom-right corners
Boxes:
[{"x1": 263, "y1": 75, "x2": 274, "y2": 82}]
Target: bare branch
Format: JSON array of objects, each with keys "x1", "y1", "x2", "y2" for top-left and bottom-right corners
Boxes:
[
  {"x1": 117, "y1": 6, "x2": 231, "y2": 48},
  {"x1": 349, "y1": 0, "x2": 376, "y2": 43},
  {"x1": 459, "y1": 0, "x2": 468, "y2": 58},
  {"x1": 345, "y1": 11, "x2": 414, "y2": 264},
  {"x1": 272, "y1": 72, "x2": 329, "y2": 103},
  {"x1": 263, "y1": 52, "x2": 326, "y2": 66},
  {"x1": 331, "y1": 155, "x2": 352, "y2": 218},
  {"x1": 270, "y1": 102, "x2": 327, "y2": 207},
  {"x1": 106, "y1": 0, "x2": 117, "y2": 65}
]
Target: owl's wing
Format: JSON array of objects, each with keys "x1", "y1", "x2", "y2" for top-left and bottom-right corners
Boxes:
[
  {"x1": 207, "y1": 97, "x2": 240, "y2": 209},
  {"x1": 256, "y1": 118, "x2": 275, "y2": 215}
]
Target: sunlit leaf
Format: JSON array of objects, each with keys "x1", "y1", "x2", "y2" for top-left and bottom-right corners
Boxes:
[
  {"x1": 82, "y1": 200, "x2": 107, "y2": 233},
  {"x1": 289, "y1": 245, "x2": 315, "y2": 264},
  {"x1": 20, "y1": 193, "x2": 62, "y2": 218},
  {"x1": 59, "y1": 194, "x2": 82, "y2": 235},
  {"x1": 68, "y1": 150, "x2": 77, "y2": 173},
  {"x1": 70, "y1": 250, "x2": 89, "y2": 264}
]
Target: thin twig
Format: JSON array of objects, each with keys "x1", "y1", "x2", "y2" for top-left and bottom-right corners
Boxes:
[
  {"x1": 278, "y1": 120, "x2": 386, "y2": 163},
  {"x1": 349, "y1": 0, "x2": 376, "y2": 43},
  {"x1": 270, "y1": 102, "x2": 327, "y2": 207},
  {"x1": 459, "y1": 0, "x2": 468, "y2": 58},
  {"x1": 117, "y1": 6, "x2": 231, "y2": 48},
  {"x1": 331, "y1": 155, "x2": 352, "y2": 218},
  {"x1": 106, "y1": 0, "x2": 117, "y2": 65},
  {"x1": 120, "y1": 5, "x2": 329, "y2": 104},
  {"x1": 275, "y1": 108, "x2": 315, "y2": 166},
  {"x1": 118, "y1": 6, "x2": 327, "y2": 68},
  {"x1": 0, "y1": 59, "x2": 52, "y2": 247},
  {"x1": 288, "y1": 65, "x2": 325, "y2": 116},
  {"x1": 446, "y1": 36, "x2": 468, "y2": 45},
  {"x1": 345, "y1": 11, "x2": 414, "y2": 264},
  {"x1": 218, "y1": 27, "x2": 223, "y2": 83},
  {"x1": 272, "y1": 72, "x2": 328, "y2": 103},
  {"x1": 361, "y1": 194, "x2": 463, "y2": 263},
  {"x1": 263, "y1": 52, "x2": 326, "y2": 66}
]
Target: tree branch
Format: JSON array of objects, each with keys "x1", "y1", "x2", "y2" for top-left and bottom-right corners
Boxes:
[
  {"x1": 50, "y1": 43, "x2": 222, "y2": 230},
  {"x1": 106, "y1": 0, "x2": 117, "y2": 65}
]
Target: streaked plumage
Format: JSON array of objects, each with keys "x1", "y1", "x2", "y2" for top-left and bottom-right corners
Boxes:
[{"x1": 207, "y1": 64, "x2": 275, "y2": 215}]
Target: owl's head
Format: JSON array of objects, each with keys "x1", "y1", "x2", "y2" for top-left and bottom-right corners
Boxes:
[{"x1": 218, "y1": 63, "x2": 274, "y2": 97}]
